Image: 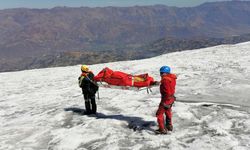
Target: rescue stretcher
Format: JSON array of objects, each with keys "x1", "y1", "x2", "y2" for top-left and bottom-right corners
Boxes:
[{"x1": 94, "y1": 67, "x2": 160, "y2": 92}]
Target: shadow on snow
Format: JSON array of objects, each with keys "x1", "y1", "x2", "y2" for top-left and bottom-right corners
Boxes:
[{"x1": 64, "y1": 107, "x2": 156, "y2": 132}]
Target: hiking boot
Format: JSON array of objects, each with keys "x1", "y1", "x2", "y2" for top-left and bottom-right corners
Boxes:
[
  {"x1": 84, "y1": 111, "x2": 92, "y2": 115},
  {"x1": 91, "y1": 111, "x2": 96, "y2": 115},
  {"x1": 155, "y1": 128, "x2": 168, "y2": 134},
  {"x1": 165, "y1": 125, "x2": 173, "y2": 131}
]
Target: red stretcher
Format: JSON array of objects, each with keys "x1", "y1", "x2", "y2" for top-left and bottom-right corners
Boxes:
[{"x1": 94, "y1": 67, "x2": 159, "y2": 92}]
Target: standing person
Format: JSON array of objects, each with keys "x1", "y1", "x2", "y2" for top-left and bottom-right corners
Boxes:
[
  {"x1": 78, "y1": 65, "x2": 99, "y2": 115},
  {"x1": 155, "y1": 66, "x2": 177, "y2": 134}
]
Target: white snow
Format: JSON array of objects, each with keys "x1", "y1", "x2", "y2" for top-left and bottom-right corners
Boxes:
[{"x1": 0, "y1": 42, "x2": 250, "y2": 150}]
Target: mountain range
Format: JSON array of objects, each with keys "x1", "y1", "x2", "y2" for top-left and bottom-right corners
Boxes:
[{"x1": 1, "y1": 1, "x2": 250, "y2": 72}]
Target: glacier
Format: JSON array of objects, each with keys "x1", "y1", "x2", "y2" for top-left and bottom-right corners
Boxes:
[{"x1": 0, "y1": 42, "x2": 250, "y2": 150}]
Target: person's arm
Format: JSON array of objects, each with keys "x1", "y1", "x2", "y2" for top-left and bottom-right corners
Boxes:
[
  {"x1": 160, "y1": 79, "x2": 168, "y2": 100},
  {"x1": 78, "y1": 75, "x2": 85, "y2": 87}
]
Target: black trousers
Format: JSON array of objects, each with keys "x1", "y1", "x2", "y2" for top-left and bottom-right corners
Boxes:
[{"x1": 83, "y1": 93, "x2": 96, "y2": 114}]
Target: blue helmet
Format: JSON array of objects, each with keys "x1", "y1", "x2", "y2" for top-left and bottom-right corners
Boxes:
[{"x1": 160, "y1": 66, "x2": 171, "y2": 74}]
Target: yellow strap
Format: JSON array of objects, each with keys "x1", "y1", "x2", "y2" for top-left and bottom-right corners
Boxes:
[{"x1": 134, "y1": 76, "x2": 145, "y2": 82}]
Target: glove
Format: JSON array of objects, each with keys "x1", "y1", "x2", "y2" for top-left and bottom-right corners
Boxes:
[{"x1": 152, "y1": 81, "x2": 160, "y2": 85}]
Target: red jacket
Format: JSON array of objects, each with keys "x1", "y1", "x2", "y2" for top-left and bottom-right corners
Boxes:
[{"x1": 160, "y1": 73, "x2": 177, "y2": 105}]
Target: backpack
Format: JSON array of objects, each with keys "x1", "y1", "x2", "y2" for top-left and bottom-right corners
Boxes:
[{"x1": 78, "y1": 73, "x2": 99, "y2": 94}]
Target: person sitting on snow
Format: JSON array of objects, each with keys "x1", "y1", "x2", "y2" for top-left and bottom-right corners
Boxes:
[
  {"x1": 155, "y1": 66, "x2": 177, "y2": 134},
  {"x1": 78, "y1": 65, "x2": 99, "y2": 115}
]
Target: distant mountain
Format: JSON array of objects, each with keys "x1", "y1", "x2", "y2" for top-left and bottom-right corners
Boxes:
[
  {"x1": 1, "y1": 34, "x2": 250, "y2": 72},
  {"x1": 1, "y1": 1, "x2": 250, "y2": 72},
  {"x1": 136, "y1": 33, "x2": 250, "y2": 58}
]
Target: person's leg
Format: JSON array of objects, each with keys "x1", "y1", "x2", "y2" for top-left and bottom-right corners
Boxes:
[
  {"x1": 84, "y1": 94, "x2": 91, "y2": 114},
  {"x1": 90, "y1": 94, "x2": 96, "y2": 114},
  {"x1": 165, "y1": 108, "x2": 173, "y2": 131},
  {"x1": 156, "y1": 106, "x2": 166, "y2": 131}
]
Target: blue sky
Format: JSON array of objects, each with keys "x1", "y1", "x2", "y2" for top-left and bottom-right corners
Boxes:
[{"x1": 0, "y1": 0, "x2": 244, "y2": 9}]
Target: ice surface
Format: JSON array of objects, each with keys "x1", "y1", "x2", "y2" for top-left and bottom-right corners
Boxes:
[{"x1": 0, "y1": 42, "x2": 250, "y2": 149}]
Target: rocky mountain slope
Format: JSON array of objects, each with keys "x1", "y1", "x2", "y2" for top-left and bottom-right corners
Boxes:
[{"x1": 1, "y1": 1, "x2": 250, "y2": 72}]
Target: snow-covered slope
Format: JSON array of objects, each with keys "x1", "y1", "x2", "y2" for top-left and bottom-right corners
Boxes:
[{"x1": 0, "y1": 42, "x2": 250, "y2": 150}]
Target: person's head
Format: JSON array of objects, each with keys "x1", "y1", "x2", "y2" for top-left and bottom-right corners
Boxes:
[
  {"x1": 81, "y1": 65, "x2": 89, "y2": 73},
  {"x1": 160, "y1": 66, "x2": 171, "y2": 76}
]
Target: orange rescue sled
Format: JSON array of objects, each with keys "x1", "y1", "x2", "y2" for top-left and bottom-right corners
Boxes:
[{"x1": 94, "y1": 67, "x2": 158, "y2": 91}]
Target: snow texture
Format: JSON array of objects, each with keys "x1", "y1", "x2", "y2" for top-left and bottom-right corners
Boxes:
[{"x1": 0, "y1": 42, "x2": 250, "y2": 150}]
